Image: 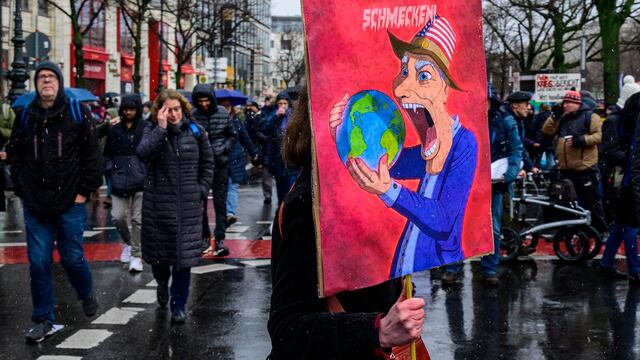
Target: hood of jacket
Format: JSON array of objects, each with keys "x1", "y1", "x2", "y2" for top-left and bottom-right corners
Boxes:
[
  {"x1": 192, "y1": 84, "x2": 217, "y2": 114},
  {"x1": 118, "y1": 94, "x2": 143, "y2": 121},
  {"x1": 32, "y1": 60, "x2": 67, "y2": 115}
]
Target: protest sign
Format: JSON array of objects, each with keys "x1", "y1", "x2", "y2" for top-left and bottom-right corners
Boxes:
[
  {"x1": 303, "y1": 0, "x2": 492, "y2": 296},
  {"x1": 535, "y1": 73, "x2": 581, "y2": 102}
]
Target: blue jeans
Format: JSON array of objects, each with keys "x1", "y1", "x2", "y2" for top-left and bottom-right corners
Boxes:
[
  {"x1": 25, "y1": 203, "x2": 93, "y2": 323},
  {"x1": 226, "y1": 177, "x2": 239, "y2": 216},
  {"x1": 446, "y1": 191, "x2": 503, "y2": 275},
  {"x1": 152, "y1": 265, "x2": 191, "y2": 312},
  {"x1": 601, "y1": 222, "x2": 640, "y2": 275}
]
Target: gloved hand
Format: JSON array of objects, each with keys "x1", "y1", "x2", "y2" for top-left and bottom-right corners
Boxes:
[
  {"x1": 571, "y1": 135, "x2": 586, "y2": 148},
  {"x1": 251, "y1": 154, "x2": 262, "y2": 166}
]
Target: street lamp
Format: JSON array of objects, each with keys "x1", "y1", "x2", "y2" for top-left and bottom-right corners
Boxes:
[
  {"x1": 156, "y1": 0, "x2": 165, "y2": 96},
  {"x1": 8, "y1": 0, "x2": 29, "y2": 103}
]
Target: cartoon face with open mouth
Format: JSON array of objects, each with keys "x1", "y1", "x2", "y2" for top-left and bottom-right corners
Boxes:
[{"x1": 393, "y1": 53, "x2": 453, "y2": 174}]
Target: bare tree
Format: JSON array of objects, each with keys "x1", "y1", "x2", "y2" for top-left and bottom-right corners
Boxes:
[
  {"x1": 119, "y1": 0, "x2": 153, "y2": 93},
  {"x1": 273, "y1": 30, "x2": 305, "y2": 88},
  {"x1": 46, "y1": 0, "x2": 107, "y2": 87},
  {"x1": 594, "y1": 0, "x2": 640, "y2": 105}
]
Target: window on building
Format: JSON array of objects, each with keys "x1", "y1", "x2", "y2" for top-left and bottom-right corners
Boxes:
[
  {"x1": 119, "y1": 9, "x2": 134, "y2": 55},
  {"x1": 3, "y1": 0, "x2": 29, "y2": 9},
  {"x1": 159, "y1": 22, "x2": 168, "y2": 62},
  {"x1": 79, "y1": 0, "x2": 106, "y2": 49},
  {"x1": 38, "y1": 0, "x2": 48, "y2": 15}
]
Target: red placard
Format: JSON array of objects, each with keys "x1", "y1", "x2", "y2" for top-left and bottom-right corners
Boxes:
[{"x1": 304, "y1": 0, "x2": 492, "y2": 296}]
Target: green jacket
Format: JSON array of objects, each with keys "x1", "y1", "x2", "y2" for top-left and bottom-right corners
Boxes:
[{"x1": 0, "y1": 103, "x2": 15, "y2": 143}]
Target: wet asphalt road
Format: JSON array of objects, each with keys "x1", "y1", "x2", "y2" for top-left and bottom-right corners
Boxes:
[{"x1": 0, "y1": 184, "x2": 639, "y2": 359}]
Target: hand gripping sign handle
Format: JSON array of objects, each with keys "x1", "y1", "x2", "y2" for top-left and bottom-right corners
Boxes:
[{"x1": 404, "y1": 274, "x2": 417, "y2": 360}]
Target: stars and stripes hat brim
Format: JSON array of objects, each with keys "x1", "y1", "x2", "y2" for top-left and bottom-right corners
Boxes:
[{"x1": 388, "y1": 15, "x2": 461, "y2": 91}]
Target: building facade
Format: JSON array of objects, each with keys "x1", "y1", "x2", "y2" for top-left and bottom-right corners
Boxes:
[
  {"x1": 0, "y1": 0, "x2": 211, "y2": 101},
  {"x1": 269, "y1": 15, "x2": 304, "y2": 94}
]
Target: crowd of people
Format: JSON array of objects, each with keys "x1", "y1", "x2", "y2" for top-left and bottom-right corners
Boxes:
[
  {"x1": 1, "y1": 61, "x2": 296, "y2": 342},
  {"x1": 2, "y1": 59, "x2": 639, "y2": 357}
]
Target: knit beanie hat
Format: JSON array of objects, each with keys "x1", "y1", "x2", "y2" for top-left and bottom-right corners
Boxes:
[
  {"x1": 563, "y1": 90, "x2": 581, "y2": 105},
  {"x1": 618, "y1": 75, "x2": 640, "y2": 108}
]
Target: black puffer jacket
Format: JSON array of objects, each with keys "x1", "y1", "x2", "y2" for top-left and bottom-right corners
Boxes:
[
  {"x1": 191, "y1": 84, "x2": 236, "y2": 167},
  {"x1": 616, "y1": 93, "x2": 640, "y2": 227},
  {"x1": 137, "y1": 119, "x2": 214, "y2": 268},
  {"x1": 269, "y1": 166, "x2": 401, "y2": 359},
  {"x1": 7, "y1": 62, "x2": 101, "y2": 219},
  {"x1": 104, "y1": 95, "x2": 147, "y2": 197}
]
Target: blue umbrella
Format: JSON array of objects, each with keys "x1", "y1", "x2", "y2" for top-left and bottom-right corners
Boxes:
[
  {"x1": 11, "y1": 87, "x2": 99, "y2": 108},
  {"x1": 214, "y1": 89, "x2": 248, "y2": 106}
]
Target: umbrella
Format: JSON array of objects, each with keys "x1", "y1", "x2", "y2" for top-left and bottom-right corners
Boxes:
[
  {"x1": 11, "y1": 87, "x2": 99, "y2": 109},
  {"x1": 214, "y1": 89, "x2": 248, "y2": 106},
  {"x1": 177, "y1": 89, "x2": 192, "y2": 102}
]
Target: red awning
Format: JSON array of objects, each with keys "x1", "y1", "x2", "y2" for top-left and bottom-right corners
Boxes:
[
  {"x1": 121, "y1": 54, "x2": 134, "y2": 66},
  {"x1": 181, "y1": 64, "x2": 196, "y2": 75},
  {"x1": 83, "y1": 48, "x2": 110, "y2": 62}
]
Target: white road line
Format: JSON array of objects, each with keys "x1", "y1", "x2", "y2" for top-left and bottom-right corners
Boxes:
[
  {"x1": 57, "y1": 329, "x2": 112, "y2": 349},
  {"x1": 146, "y1": 280, "x2": 157, "y2": 287},
  {"x1": 256, "y1": 221, "x2": 272, "y2": 224},
  {"x1": 37, "y1": 356, "x2": 83, "y2": 360},
  {"x1": 227, "y1": 235, "x2": 247, "y2": 239},
  {"x1": 227, "y1": 226, "x2": 250, "y2": 233},
  {"x1": 261, "y1": 236, "x2": 272, "y2": 240},
  {"x1": 240, "y1": 259, "x2": 271, "y2": 267},
  {"x1": 0, "y1": 230, "x2": 23, "y2": 234},
  {"x1": 122, "y1": 289, "x2": 157, "y2": 304},
  {"x1": 92, "y1": 226, "x2": 116, "y2": 231},
  {"x1": 92, "y1": 307, "x2": 144, "y2": 325},
  {"x1": 82, "y1": 231, "x2": 102, "y2": 238},
  {"x1": 0, "y1": 242, "x2": 27, "y2": 247},
  {"x1": 191, "y1": 263, "x2": 239, "y2": 274}
]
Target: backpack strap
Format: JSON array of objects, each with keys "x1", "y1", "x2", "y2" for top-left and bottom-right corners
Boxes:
[
  {"x1": 20, "y1": 104, "x2": 30, "y2": 128},
  {"x1": 583, "y1": 110, "x2": 593, "y2": 132},
  {"x1": 189, "y1": 122, "x2": 201, "y2": 138}
]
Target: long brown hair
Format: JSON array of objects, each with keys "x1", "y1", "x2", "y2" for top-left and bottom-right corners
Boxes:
[
  {"x1": 283, "y1": 86, "x2": 312, "y2": 168},
  {"x1": 151, "y1": 89, "x2": 192, "y2": 123}
]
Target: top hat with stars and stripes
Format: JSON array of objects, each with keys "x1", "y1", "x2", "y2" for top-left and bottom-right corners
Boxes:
[{"x1": 388, "y1": 15, "x2": 461, "y2": 90}]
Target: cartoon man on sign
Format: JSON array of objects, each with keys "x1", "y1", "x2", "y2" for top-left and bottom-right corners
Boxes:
[{"x1": 329, "y1": 15, "x2": 478, "y2": 277}]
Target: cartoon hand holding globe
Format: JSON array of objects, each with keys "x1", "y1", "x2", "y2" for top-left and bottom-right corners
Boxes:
[{"x1": 329, "y1": 90, "x2": 406, "y2": 195}]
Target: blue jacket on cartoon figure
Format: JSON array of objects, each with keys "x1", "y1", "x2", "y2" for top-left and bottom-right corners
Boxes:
[{"x1": 379, "y1": 117, "x2": 478, "y2": 277}]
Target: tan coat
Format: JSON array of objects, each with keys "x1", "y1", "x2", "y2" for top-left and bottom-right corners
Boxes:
[{"x1": 542, "y1": 112, "x2": 602, "y2": 171}]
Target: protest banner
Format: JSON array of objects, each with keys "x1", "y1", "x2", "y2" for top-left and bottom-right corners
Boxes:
[
  {"x1": 535, "y1": 73, "x2": 581, "y2": 102},
  {"x1": 302, "y1": 0, "x2": 492, "y2": 296}
]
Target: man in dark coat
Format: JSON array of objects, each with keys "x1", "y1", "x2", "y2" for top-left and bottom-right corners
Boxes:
[
  {"x1": 191, "y1": 84, "x2": 236, "y2": 257},
  {"x1": 245, "y1": 100, "x2": 273, "y2": 203},
  {"x1": 7, "y1": 61, "x2": 102, "y2": 342},
  {"x1": 260, "y1": 92, "x2": 299, "y2": 204},
  {"x1": 104, "y1": 94, "x2": 147, "y2": 272},
  {"x1": 137, "y1": 89, "x2": 214, "y2": 322},
  {"x1": 600, "y1": 92, "x2": 640, "y2": 284},
  {"x1": 599, "y1": 104, "x2": 627, "y2": 225}
]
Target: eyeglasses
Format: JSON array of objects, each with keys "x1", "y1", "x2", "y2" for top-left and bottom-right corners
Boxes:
[{"x1": 36, "y1": 74, "x2": 57, "y2": 82}]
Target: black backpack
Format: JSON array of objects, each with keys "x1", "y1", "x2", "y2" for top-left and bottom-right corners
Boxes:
[{"x1": 548, "y1": 178, "x2": 578, "y2": 204}]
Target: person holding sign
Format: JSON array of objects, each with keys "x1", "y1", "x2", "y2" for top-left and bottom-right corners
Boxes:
[
  {"x1": 329, "y1": 15, "x2": 478, "y2": 277},
  {"x1": 269, "y1": 87, "x2": 427, "y2": 359}
]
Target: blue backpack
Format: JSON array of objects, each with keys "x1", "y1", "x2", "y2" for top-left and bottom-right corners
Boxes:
[
  {"x1": 189, "y1": 122, "x2": 202, "y2": 138},
  {"x1": 19, "y1": 98, "x2": 85, "y2": 128}
]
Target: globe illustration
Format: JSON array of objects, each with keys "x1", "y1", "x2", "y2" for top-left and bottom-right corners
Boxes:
[{"x1": 336, "y1": 90, "x2": 406, "y2": 171}]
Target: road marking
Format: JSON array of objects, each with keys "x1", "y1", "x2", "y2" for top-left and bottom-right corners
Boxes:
[
  {"x1": 37, "y1": 356, "x2": 83, "y2": 360},
  {"x1": 191, "y1": 263, "x2": 239, "y2": 274},
  {"x1": 227, "y1": 235, "x2": 247, "y2": 239},
  {"x1": 227, "y1": 225, "x2": 249, "y2": 233},
  {"x1": 83, "y1": 231, "x2": 102, "y2": 238},
  {"x1": 57, "y1": 329, "x2": 112, "y2": 349},
  {"x1": 0, "y1": 230, "x2": 23, "y2": 234},
  {"x1": 261, "y1": 236, "x2": 272, "y2": 240},
  {"x1": 0, "y1": 242, "x2": 26, "y2": 247},
  {"x1": 256, "y1": 221, "x2": 272, "y2": 224},
  {"x1": 122, "y1": 289, "x2": 157, "y2": 304},
  {"x1": 92, "y1": 307, "x2": 144, "y2": 325},
  {"x1": 92, "y1": 226, "x2": 116, "y2": 231},
  {"x1": 240, "y1": 259, "x2": 271, "y2": 267},
  {"x1": 146, "y1": 280, "x2": 157, "y2": 287}
]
